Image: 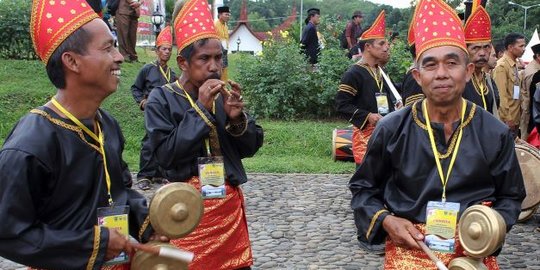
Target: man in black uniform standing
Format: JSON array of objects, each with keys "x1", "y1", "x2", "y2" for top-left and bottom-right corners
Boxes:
[{"x1": 131, "y1": 26, "x2": 177, "y2": 190}]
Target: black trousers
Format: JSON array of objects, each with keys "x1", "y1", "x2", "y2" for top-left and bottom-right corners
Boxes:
[{"x1": 136, "y1": 132, "x2": 162, "y2": 180}]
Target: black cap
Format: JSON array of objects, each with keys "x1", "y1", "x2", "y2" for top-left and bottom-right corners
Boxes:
[
  {"x1": 352, "y1": 11, "x2": 363, "y2": 19},
  {"x1": 217, "y1": 6, "x2": 230, "y2": 13},
  {"x1": 305, "y1": 8, "x2": 320, "y2": 24},
  {"x1": 307, "y1": 8, "x2": 320, "y2": 16},
  {"x1": 532, "y1": 43, "x2": 540, "y2": 54}
]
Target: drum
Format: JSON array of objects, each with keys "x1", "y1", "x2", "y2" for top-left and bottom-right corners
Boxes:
[
  {"x1": 515, "y1": 139, "x2": 540, "y2": 221},
  {"x1": 332, "y1": 128, "x2": 354, "y2": 162}
]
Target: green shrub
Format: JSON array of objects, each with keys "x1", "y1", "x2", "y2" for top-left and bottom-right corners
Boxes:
[
  {"x1": 0, "y1": 0, "x2": 37, "y2": 60},
  {"x1": 236, "y1": 21, "x2": 350, "y2": 119},
  {"x1": 385, "y1": 39, "x2": 413, "y2": 83}
]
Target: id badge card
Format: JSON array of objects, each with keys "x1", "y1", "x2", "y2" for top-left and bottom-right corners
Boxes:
[
  {"x1": 424, "y1": 201, "x2": 460, "y2": 253},
  {"x1": 375, "y1": 93, "x2": 389, "y2": 116},
  {"x1": 97, "y1": 205, "x2": 130, "y2": 265},
  {"x1": 198, "y1": 156, "x2": 226, "y2": 199},
  {"x1": 513, "y1": 85, "x2": 520, "y2": 100}
]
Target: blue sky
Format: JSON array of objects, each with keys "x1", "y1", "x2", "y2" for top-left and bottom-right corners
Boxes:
[{"x1": 368, "y1": 0, "x2": 412, "y2": 9}]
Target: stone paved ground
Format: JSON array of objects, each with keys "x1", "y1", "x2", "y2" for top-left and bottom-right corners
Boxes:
[{"x1": 2, "y1": 173, "x2": 540, "y2": 269}]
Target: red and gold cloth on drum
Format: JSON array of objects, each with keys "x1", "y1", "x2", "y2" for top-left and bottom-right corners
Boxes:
[
  {"x1": 352, "y1": 124, "x2": 375, "y2": 164},
  {"x1": 30, "y1": 262, "x2": 131, "y2": 270},
  {"x1": 384, "y1": 224, "x2": 499, "y2": 270},
  {"x1": 170, "y1": 177, "x2": 252, "y2": 270}
]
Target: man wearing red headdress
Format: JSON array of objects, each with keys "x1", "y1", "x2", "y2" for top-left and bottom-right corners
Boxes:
[
  {"x1": 462, "y1": 6, "x2": 498, "y2": 114},
  {"x1": 144, "y1": 0, "x2": 263, "y2": 269},
  {"x1": 349, "y1": 0, "x2": 524, "y2": 268},
  {"x1": 335, "y1": 10, "x2": 399, "y2": 166},
  {"x1": 0, "y1": 0, "x2": 159, "y2": 269},
  {"x1": 131, "y1": 26, "x2": 177, "y2": 190}
]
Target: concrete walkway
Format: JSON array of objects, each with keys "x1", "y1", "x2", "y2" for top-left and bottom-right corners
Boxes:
[{"x1": 1, "y1": 173, "x2": 539, "y2": 269}]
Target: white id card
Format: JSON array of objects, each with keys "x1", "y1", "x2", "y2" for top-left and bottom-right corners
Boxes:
[
  {"x1": 198, "y1": 156, "x2": 226, "y2": 199},
  {"x1": 513, "y1": 85, "x2": 520, "y2": 100},
  {"x1": 375, "y1": 93, "x2": 389, "y2": 116}
]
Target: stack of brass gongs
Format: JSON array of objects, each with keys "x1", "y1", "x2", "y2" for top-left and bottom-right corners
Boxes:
[
  {"x1": 131, "y1": 183, "x2": 204, "y2": 270},
  {"x1": 447, "y1": 205, "x2": 506, "y2": 270}
]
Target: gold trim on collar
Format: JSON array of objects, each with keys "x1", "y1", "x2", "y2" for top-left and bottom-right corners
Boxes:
[
  {"x1": 411, "y1": 101, "x2": 477, "y2": 159},
  {"x1": 30, "y1": 109, "x2": 101, "y2": 153}
]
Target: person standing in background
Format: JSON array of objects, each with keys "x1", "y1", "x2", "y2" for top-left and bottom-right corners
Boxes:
[
  {"x1": 214, "y1": 6, "x2": 230, "y2": 81},
  {"x1": 345, "y1": 11, "x2": 364, "y2": 50},
  {"x1": 493, "y1": 33, "x2": 526, "y2": 137},
  {"x1": 131, "y1": 26, "x2": 177, "y2": 190},
  {"x1": 301, "y1": 8, "x2": 321, "y2": 66},
  {"x1": 116, "y1": 0, "x2": 140, "y2": 62}
]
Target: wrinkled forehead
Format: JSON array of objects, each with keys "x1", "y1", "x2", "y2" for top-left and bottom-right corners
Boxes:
[{"x1": 416, "y1": 46, "x2": 468, "y2": 64}]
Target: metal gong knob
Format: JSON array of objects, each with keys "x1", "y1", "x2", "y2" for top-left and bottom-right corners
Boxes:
[
  {"x1": 458, "y1": 205, "x2": 506, "y2": 258},
  {"x1": 448, "y1": 257, "x2": 488, "y2": 270},
  {"x1": 149, "y1": 183, "x2": 204, "y2": 239}
]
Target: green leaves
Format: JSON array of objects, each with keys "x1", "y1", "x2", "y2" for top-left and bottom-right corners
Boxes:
[{"x1": 0, "y1": 0, "x2": 37, "y2": 60}]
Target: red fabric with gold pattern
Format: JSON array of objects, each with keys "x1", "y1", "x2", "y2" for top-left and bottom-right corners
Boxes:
[
  {"x1": 30, "y1": 0, "x2": 99, "y2": 64},
  {"x1": 407, "y1": 4, "x2": 421, "y2": 45},
  {"x1": 464, "y1": 6, "x2": 491, "y2": 43},
  {"x1": 170, "y1": 177, "x2": 253, "y2": 270},
  {"x1": 352, "y1": 124, "x2": 375, "y2": 164},
  {"x1": 384, "y1": 224, "x2": 499, "y2": 270},
  {"x1": 359, "y1": 10, "x2": 386, "y2": 40},
  {"x1": 413, "y1": 0, "x2": 467, "y2": 60},
  {"x1": 156, "y1": 26, "x2": 173, "y2": 47},
  {"x1": 174, "y1": 0, "x2": 220, "y2": 53}
]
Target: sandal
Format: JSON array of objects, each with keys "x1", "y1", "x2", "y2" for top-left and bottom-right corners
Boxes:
[
  {"x1": 152, "y1": 177, "x2": 170, "y2": 185},
  {"x1": 136, "y1": 178, "x2": 152, "y2": 190}
]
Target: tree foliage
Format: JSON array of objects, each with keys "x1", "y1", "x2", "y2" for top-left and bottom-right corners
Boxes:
[{"x1": 0, "y1": 0, "x2": 37, "y2": 60}]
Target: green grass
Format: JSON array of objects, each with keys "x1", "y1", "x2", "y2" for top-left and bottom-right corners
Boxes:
[{"x1": 0, "y1": 49, "x2": 355, "y2": 174}]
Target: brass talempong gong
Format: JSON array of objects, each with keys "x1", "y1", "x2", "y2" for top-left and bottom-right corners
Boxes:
[
  {"x1": 131, "y1": 242, "x2": 188, "y2": 270},
  {"x1": 149, "y1": 183, "x2": 204, "y2": 239},
  {"x1": 448, "y1": 257, "x2": 487, "y2": 270},
  {"x1": 458, "y1": 205, "x2": 506, "y2": 258},
  {"x1": 515, "y1": 141, "x2": 540, "y2": 211}
]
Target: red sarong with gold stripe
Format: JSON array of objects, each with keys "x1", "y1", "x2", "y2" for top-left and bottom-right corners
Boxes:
[
  {"x1": 170, "y1": 177, "x2": 253, "y2": 270},
  {"x1": 352, "y1": 124, "x2": 375, "y2": 164},
  {"x1": 384, "y1": 224, "x2": 499, "y2": 269}
]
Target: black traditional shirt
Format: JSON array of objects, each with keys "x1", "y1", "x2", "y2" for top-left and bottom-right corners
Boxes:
[
  {"x1": 335, "y1": 63, "x2": 397, "y2": 129},
  {"x1": 401, "y1": 69, "x2": 423, "y2": 107},
  {"x1": 144, "y1": 82, "x2": 264, "y2": 186},
  {"x1": 463, "y1": 75, "x2": 496, "y2": 113},
  {"x1": 131, "y1": 61, "x2": 177, "y2": 107},
  {"x1": 0, "y1": 107, "x2": 152, "y2": 269},
  {"x1": 350, "y1": 101, "x2": 525, "y2": 245},
  {"x1": 300, "y1": 22, "x2": 319, "y2": 64}
]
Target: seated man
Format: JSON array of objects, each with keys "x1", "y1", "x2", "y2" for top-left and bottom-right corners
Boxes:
[{"x1": 349, "y1": 0, "x2": 525, "y2": 269}]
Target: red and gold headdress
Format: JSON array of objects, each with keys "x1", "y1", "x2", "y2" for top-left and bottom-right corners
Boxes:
[
  {"x1": 31, "y1": 0, "x2": 99, "y2": 64},
  {"x1": 407, "y1": 3, "x2": 422, "y2": 46},
  {"x1": 174, "y1": 0, "x2": 220, "y2": 53},
  {"x1": 413, "y1": 0, "x2": 467, "y2": 60},
  {"x1": 359, "y1": 10, "x2": 386, "y2": 40},
  {"x1": 464, "y1": 6, "x2": 491, "y2": 43},
  {"x1": 156, "y1": 26, "x2": 173, "y2": 47}
]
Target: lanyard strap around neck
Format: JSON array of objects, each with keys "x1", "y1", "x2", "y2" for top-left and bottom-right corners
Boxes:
[
  {"x1": 422, "y1": 99, "x2": 466, "y2": 202},
  {"x1": 364, "y1": 65, "x2": 383, "y2": 92},
  {"x1": 175, "y1": 81, "x2": 215, "y2": 157},
  {"x1": 158, "y1": 63, "x2": 171, "y2": 83},
  {"x1": 51, "y1": 97, "x2": 114, "y2": 206},
  {"x1": 472, "y1": 73, "x2": 487, "y2": 110}
]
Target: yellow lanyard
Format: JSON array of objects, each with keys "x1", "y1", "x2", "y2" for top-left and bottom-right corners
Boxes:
[
  {"x1": 158, "y1": 63, "x2": 171, "y2": 83},
  {"x1": 422, "y1": 99, "x2": 466, "y2": 202},
  {"x1": 472, "y1": 73, "x2": 487, "y2": 110},
  {"x1": 363, "y1": 65, "x2": 383, "y2": 93},
  {"x1": 51, "y1": 97, "x2": 114, "y2": 206},
  {"x1": 175, "y1": 81, "x2": 215, "y2": 157}
]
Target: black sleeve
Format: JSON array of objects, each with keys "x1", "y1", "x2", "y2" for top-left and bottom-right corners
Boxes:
[{"x1": 131, "y1": 66, "x2": 150, "y2": 105}]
